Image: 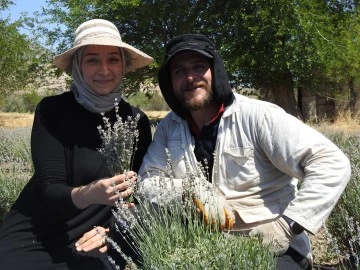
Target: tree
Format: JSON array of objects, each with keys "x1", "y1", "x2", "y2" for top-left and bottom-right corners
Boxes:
[
  {"x1": 318, "y1": 0, "x2": 360, "y2": 118},
  {"x1": 0, "y1": 2, "x2": 53, "y2": 99},
  {"x1": 0, "y1": 0, "x2": 13, "y2": 10},
  {"x1": 43, "y1": 0, "x2": 360, "y2": 118},
  {"x1": 44, "y1": 0, "x2": 216, "y2": 95},
  {"x1": 202, "y1": 0, "x2": 313, "y2": 118}
]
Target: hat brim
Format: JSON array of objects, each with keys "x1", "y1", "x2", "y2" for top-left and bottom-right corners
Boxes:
[
  {"x1": 53, "y1": 36, "x2": 153, "y2": 73},
  {"x1": 164, "y1": 48, "x2": 213, "y2": 67}
]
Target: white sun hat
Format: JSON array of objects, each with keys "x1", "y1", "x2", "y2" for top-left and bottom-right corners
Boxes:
[{"x1": 53, "y1": 19, "x2": 153, "y2": 73}]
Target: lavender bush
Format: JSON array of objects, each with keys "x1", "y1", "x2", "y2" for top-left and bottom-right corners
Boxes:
[
  {"x1": 321, "y1": 132, "x2": 360, "y2": 269},
  {"x1": 0, "y1": 127, "x2": 32, "y2": 223},
  {"x1": 107, "y1": 152, "x2": 275, "y2": 269}
]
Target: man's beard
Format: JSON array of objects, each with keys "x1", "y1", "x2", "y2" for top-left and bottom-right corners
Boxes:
[
  {"x1": 181, "y1": 90, "x2": 213, "y2": 111},
  {"x1": 177, "y1": 83, "x2": 214, "y2": 111}
]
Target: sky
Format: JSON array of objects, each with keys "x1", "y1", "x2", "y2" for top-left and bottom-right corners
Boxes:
[
  {"x1": 2, "y1": 0, "x2": 50, "y2": 23},
  {"x1": 1, "y1": 0, "x2": 60, "y2": 50}
]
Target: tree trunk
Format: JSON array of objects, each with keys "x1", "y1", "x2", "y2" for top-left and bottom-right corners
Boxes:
[
  {"x1": 348, "y1": 77, "x2": 360, "y2": 118},
  {"x1": 261, "y1": 72, "x2": 303, "y2": 120}
]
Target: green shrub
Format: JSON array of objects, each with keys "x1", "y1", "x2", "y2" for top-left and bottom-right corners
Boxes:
[
  {"x1": 110, "y1": 187, "x2": 276, "y2": 270},
  {"x1": 22, "y1": 91, "x2": 45, "y2": 112},
  {"x1": 0, "y1": 127, "x2": 32, "y2": 162},
  {"x1": 109, "y1": 150, "x2": 275, "y2": 269},
  {"x1": 321, "y1": 132, "x2": 360, "y2": 269},
  {"x1": 0, "y1": 92, "x2": 28, "y2": 112},
  {"x1": 0, "y1": 175, "x2": 28, "y2": 222},
  {"x1": 1, "y1": 89, "x2": 55, "y2": 113},
  {"x1": 0, "y1": 127, "x2": 32, "y2": 223},
  {"x1": 128, "y1": 91, "x2": 169, "y2": 111}
]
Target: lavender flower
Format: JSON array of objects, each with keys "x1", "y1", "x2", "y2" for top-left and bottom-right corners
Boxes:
[{"x1": 97, "y1": 98, "x2": 140, "y2": 175}]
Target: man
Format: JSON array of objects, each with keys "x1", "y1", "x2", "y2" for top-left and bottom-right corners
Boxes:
[{"x1": 138, "y1": 34, "x2": 351, "y2": 269}]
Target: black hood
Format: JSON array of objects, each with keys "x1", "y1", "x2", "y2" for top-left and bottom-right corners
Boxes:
[{"x1": 158, "y1": 34, "x2": 234, "y2": 118}]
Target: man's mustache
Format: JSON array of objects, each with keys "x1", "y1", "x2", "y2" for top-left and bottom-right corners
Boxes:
[{"x1": 183, "y1": 82, "x2": 206, "y2": 91}]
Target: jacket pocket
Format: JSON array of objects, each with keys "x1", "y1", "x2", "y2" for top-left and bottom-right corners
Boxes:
[
  {"x1": 223, "y1": 147, "x2": 253, "y2": 166},
  {"x1": 222, "y1": 147, "x2": 258, "y2": 188}
]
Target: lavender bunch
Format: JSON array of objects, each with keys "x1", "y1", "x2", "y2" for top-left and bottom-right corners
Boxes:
[{"x1": 97, "y1": 98, "x2": 140, "y2": 175}]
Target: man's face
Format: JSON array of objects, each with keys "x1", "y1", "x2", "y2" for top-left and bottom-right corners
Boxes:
[{"x1": 169, "y1": 51, "x2": 213, "y2": 111}]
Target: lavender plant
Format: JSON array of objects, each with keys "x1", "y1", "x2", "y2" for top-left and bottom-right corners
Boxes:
[
  {"x1": 0, "y1": 127, "x2": 32, "y2": 222},
  {"x1": 315, "y1": 130, "x2": 360, "y2": 269},
  {"x1": 107, "y1": 151, "x2": 275, "y2": 269}
]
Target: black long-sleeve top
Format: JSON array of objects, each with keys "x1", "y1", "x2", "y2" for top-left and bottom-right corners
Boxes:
[{"x1": 0, "y1": 91, "x2": 152, "y2": 269}]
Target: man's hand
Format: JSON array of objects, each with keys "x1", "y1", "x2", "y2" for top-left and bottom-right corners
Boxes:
[
  {"x1": 191, "y1": 177, "x2": 235, "y2": 230},
  {"x1": 249, "y1": 217, "x2": 295, "y2": 255}
]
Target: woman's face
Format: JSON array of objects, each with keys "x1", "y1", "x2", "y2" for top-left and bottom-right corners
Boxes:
[{"x1": 81, "y1": 45, "x2": 124, "y2": 96}]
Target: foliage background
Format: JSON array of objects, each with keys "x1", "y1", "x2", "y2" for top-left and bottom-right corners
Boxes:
[
  {"x1": 1, "y1": 0, "x2": 360, "y2": 119},
  {"x1": 38, "y1": 0, "x2": 360, "y2": 119}
]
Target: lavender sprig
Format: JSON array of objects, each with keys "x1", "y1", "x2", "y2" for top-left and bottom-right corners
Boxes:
[{"x1": 97, "y1": 99, "x2": 140, "y2": 175}]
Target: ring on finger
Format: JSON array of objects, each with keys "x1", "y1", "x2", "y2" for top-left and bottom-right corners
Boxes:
[
  {"x1": 122, "y1": 188, "x2": 132, "y2": 198},
  {"x1": 111, "y1": 180, "x2": 118, "y2": 194},
  {"x1": 124, "y1": 180, "x2": 131, "y2": 188}
]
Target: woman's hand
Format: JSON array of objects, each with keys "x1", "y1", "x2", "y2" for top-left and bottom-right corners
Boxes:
[
  {"x1": 75, "y1": 226, "x2": 109, "y2": 253},
  {"x1": 71, "y1": 171, "x2": 137, "y2": 209}
]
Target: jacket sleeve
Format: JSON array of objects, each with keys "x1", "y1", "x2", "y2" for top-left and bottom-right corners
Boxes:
[
  {"x1": 258, "y1": 107, "x2": 351, "y2": 234},
  {"x1": 138, "y1": 115, "x2": 184, "y2": 206}
]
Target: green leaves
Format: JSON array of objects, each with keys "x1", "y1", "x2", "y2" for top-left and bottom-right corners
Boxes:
[
  {"x1": 0, "y1": 5, "x2": 54, "y2": 99},
  {"x1": 29, "y1": 0, "x2": 360, "y2": 116}
]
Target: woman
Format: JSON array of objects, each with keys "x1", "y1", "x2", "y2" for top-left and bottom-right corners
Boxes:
[{"x1": 0, "y1": 19, "x2": 153, "y2": 269}]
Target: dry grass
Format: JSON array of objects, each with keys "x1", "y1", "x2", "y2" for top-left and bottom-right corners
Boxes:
[
  {"x1": 309, "y1": 111, "x2": 360, "y2": 136},
  {"x1": 0, "y1": 111, "x2": 169, "y2": 128},
  {"x1": 2, "y1": 111, "x2": 358, "y2": 133},
  {"x1": 0, "y1": 113, "x2": 34, "y2": 128},
  {"x1": 145, "y1": 110, "x2": 169, "y2": 119}
]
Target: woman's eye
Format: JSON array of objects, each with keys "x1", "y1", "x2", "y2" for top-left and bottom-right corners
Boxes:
[
  {"x1": 86, "y1": 58, "x2": 98, "y2": 64},
  {"x1": 109, "y1": 58, "x2": 121, "y2": 63}
]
